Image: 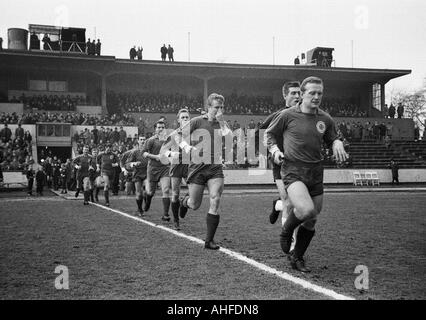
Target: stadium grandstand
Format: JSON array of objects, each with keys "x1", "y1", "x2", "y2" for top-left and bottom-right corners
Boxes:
[{"x1": 1, "y1": 23, "x2": 425, "y2": 189}]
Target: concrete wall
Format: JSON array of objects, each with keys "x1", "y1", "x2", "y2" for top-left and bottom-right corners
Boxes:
[{"x1": 223, "y1": 168, "x2": 426, "y2": 185}]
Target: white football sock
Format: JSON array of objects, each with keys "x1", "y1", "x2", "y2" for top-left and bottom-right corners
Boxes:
[{"x1": 275, "y1": 200, "x2": 283, "y2": 211}]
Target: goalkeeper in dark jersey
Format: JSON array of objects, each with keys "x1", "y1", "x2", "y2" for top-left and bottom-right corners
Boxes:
[{"x1": 266, "y1": 76, "x2": 348, "y2": 272}]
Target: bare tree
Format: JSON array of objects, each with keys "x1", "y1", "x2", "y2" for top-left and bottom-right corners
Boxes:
[{"x1": 391, "y1": 80, "x2": 426, "y2": 130}]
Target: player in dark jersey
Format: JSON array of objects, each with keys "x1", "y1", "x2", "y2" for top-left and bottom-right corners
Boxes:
[
  {"x1": 122, "y1": 135, "x2": 148, "y2": 216},
  {"x1": 261, "y1": 81, "x2": 301, "y2": 226},
  {"x1": 142, "y1": 121, "x2": 172, "y2": 221},
  {"x1": 72, "y1": 146, "x2": 94, "y2": 205},
  {"x1": 96, "y1": 144, "x2": 120, "y2": 207},
  {"x1": 177, "y1": 93, "x2": 232, "y2": 250},
  {"x1": 266, "y1": 76, "x2": 348, "y2": 272},
  {"x1": 159, "y1": 108, "x2": 191, "y2": 230}
]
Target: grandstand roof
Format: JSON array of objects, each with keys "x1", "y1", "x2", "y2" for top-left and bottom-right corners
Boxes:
[{"x1": 0, "y1": 49, "x2": 411, "y2": 84}]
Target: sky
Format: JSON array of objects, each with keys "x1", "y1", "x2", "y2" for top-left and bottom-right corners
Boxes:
[{"x1": 1, "y1": 0, "x2": 425, "y2": 101}]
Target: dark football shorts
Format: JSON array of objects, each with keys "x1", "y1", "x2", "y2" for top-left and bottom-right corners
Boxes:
[
  {"x1": 281, "y1": 161, "x2": 324, "y2": 197},
  {"x1": 101, "y1": 171, "x2": 114, "y2": 180},
  {"x1": 147, "y1": 165, "x2": 170, "y2": 183},
  {"x1": 187, "y1": 164, "x2": 224, "y2": 185},
  {"x1": 170, "y1": 164, "x2": 188, "y2": 179},
  {"x1": 76, "y1": 171, "x2": 90, "y2": 184},
  {"x1": 133, "y1": 168, "x2": 147, "y2": 183}
]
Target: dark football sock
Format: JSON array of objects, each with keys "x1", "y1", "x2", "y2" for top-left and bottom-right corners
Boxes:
[
  {"x1": 95, "y1": 188, "x2": 100, "y2": 198},
  {"x1": 293, "y1": 226, "x2": 315, "y2": 259},
  {"x1": 283, "y1": 210, "x2": 303, "y2": 234},
  {"x1": 206, "y1": 213, "x2": 220, "y2": 242},
  {"x1": 162, "y1": 197, "x2": 171, "y2": 216},
  {"x1": 171, "y1": 200, "x2": 180, "y2": 222},
  {"x1": 83, "y1": 191, "x2": 89, "y2": 202},
  {"x1": 90, "y1": 190, "x2": 94, "y2": 202},
  {"x1": 144, "y1": 194, "x2": 153, "y2": 210},
  {"x1": 280, "y1": 210, "x2": 303, "y2": 254},
  {"x1": 136, "y1": 199, "x2": 142, "y2": 211},
  {"x1": 104, "y1": 190, "x2": 109, "y2": 203}
]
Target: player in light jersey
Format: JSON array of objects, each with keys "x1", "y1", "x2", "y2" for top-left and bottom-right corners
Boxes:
[{"x1": 89, "y1": 148, "x2": 99, "y2": 203}]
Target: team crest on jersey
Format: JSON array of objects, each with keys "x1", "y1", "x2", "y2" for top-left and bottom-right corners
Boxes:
[
  {"x1": 316, "y1": 121, "x2": 326, "y2": 134},
  {"x1": 110, "y1": 155, "x2": 114, "y2": 160}
]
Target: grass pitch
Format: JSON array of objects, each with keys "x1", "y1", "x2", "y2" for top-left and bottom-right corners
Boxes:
[{"x1": 0, "y1": 191, "x2": 424, "y2": 300}]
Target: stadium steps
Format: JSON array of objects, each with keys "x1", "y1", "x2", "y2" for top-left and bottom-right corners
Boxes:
[
  {"x1": 346, "y1": 140, "x2": 426, "y2": 168},
  {"x1": 392, "y1": 141, "x2": 426, "y2": 161}
]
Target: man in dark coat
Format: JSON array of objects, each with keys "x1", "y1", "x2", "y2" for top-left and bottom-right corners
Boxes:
[
  {"x1": 95, "y1": 39, "x2": 101, "y2": 56},
  {"x1": 161, "y1": 44, "x2": 168, "y2": 61},
  {"x1": 0, "y1": 123, "x2": 12, "y2": 143},
  {"x1": 389, "y1": 159, "x2": 399, "y2": 185},
  {"x1": 397, "y1": 104, "x2": 404, "y2": 119},
  {"x1": 388, "y1": 104, "x2": 396, "y2": 118}
]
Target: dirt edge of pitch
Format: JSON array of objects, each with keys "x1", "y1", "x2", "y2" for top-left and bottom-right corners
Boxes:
[{"x1": 89, "y1": 201, "x2": 354, "y2": 300}]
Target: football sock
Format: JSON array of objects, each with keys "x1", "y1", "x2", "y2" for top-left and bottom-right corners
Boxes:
[
  {"x1": 280, "y1": 210, "x2": 303, "y2": 254},
  {"x1": 182, "y1": 193, "x2": 189, "y2": 208},
  {"x1": 293, "y1": 226, "x2": 315, "y2": 259},
  {"x1": 83, "y1": 191, "x2": 89, "y2": 203},
  {"x1": 171, "y1": 200, "x2": 180, "y2": 222},
  {"x1": 136, "y1": 199, "x2": 142, "y2": 211},
  {"x1": 90, "y1": 190, "x2": 94, "y2": 202},
  {"x1": 104, "y1": 190, "x2": 109, "y2": 203},
  {"x1": 274, "y1": 199, "x2": 283, "y2": 211},
  {"x1": 162, "y1": 197, "x2": 171, "y2": 216},
  {"x1": 144, "y1": 194, "x2": 153, "y2": 210},
  {"x1": 206, "y1": 213, "x2": 220, "y2": 242}
]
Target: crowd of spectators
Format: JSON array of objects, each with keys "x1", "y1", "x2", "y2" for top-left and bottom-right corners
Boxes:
[
  {"x1": 107, "y1": 92, "x2": 204, "y2": 114},
  {"x1": 321, "y1": 98, "x2": 366, "y2": 117},
  {"x1": 108, "y1": 91, "x2": 371, "y2": 117},
  {"x1": 335, "y1": 120, "x2": 394, "y2": 142},
  {"x1": 85, "y1": 38, "x2": 101, "y2": 56},
  {"x1": 73, "y1": 126, "x2": 141, "y2": 153},
  {"x1": 0, "y1": 123, "x2": 33, "y2": 171},
  {"x1": 0, "y1": 111, "x2": 135, "y2": 126},
  {"x1": 9, "y1": 93, "x2": 86, "y2": 111}
]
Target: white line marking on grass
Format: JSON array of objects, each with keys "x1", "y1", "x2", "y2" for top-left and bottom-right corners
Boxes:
[
  {"x1": 91, "y1": 202, "x2": 354, "y2": 300},
  {"x1": 0, "y1": 197, "x2": 63, "y2": 203}
]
